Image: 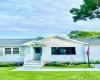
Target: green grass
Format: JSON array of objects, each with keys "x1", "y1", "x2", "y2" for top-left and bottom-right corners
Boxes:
[
  {"x1": 0, "y1": 67, "x2": 100, "y2": 80},
  {"x1": 43, "y1": 64, "x2": 94, "y2": 68}
]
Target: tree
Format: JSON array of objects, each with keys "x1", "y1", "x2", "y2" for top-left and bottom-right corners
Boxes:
[
  {"x1": 35, "y1": 36, "x2": 44, "y2": 40},
  {"x1": 68, "y1": 30, "x2": 100, "y2": 39},
  {"x1": 70, "y1": 0, "x2": 100, "y2": 22}
]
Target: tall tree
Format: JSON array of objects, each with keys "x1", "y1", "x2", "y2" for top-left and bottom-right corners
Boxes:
[
  {"x1": 70, "y1": 0, "x2": 100, "y2": 22},
  {"x1": 36, "y1": 36, "x2": 44, "y2": 40},
  {"x1": 68, "y1": 30, "x2": 100, "y2": 39}
]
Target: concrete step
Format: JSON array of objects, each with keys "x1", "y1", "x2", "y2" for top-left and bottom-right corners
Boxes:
[
  {"x1": 23, "y1": 60, "x2": 42, "y2": 68},
  {"x1": 26, "y1": 60, "x2": 41, "y2": 63},
  {"x1": 24, "y1": 63, "x2": 41, "y2": 65},
  {"x1": 23, "y1": 64, "x2": 42, "y2": 67},
  {"x1": 23, "y1": 64, "x2": 43, "y2": 69}
]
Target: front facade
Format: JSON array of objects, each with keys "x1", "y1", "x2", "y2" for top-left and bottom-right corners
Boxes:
[{"x1": 0, "y1": 35, "x2": 99, "y2": 66}]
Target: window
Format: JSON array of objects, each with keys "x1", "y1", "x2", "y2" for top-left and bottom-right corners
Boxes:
[
  {"x1": 5, "y1": 47, "x2": 19, "y2": 54},
  {"x1": 13, "y1": 48, "x2": 19, "y2": 54},
  {"x1": 52, "y1": 47, "x2": 76, "y2": 55},
  {"x1": 34, "y1": 47, "x2": 41, "y2": 53},
  {"x1": 5, "y1": 48, "x2": 11, "y2": 54}
]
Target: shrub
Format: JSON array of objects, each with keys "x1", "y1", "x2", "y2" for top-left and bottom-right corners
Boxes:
[
  {"x1": 0, "y1": 62, "x2": 23, "y2": 67},
  {"x1": 61, "y1": 62, "x2": 70, "y2": 65},
  {"x1": 74, "y1": 62, "x2": 86, "y2": 65},
  {"x1": 44, "y1": 61, "x2": 60, "y2": 66},
  {"x1": 44, "y1": 61, "x2": 69, "y2": 66},
  {"x1": 44, "y1": 61, "x2": 87, "y2": 66},
  {"x1": 89, "y1": 61, "x2": 100, "y2": 64}
]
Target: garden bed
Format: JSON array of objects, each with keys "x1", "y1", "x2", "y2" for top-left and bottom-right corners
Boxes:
[{"x1": 43, "y1": 62, "x2": 94, "y2": 68}]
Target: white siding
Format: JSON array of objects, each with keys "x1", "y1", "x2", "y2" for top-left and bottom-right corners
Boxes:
[
  {"x1": 0, "y1": 46, "x2": 24, "y2": 62},
  {"x1": 19, "y1": 47, "x2": 25, "y2": 56},
  {"x1": 24, "y1": 46, "x2": 31, "y2": 55},
  {"x1": 0, "y1": 55, "x2": 24, "y2": 62},
  {"x1": 86, "y1": 45, "x2": 100, "y2": 61},
  {"x1": 0, "y1": 47, "x2": 3, "y2": 56},
  {"x1": 41, "y1": 37, "x2": 86, "y2": 63}
]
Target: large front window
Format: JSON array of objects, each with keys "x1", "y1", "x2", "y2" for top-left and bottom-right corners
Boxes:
[{"x1": 52, "y1": 47, "x2": 76, "y2": 55}]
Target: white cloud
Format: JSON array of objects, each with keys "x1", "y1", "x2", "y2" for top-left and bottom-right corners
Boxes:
[
  {"x1": 10, "y1": 27, "x2": 28, "y2": 31},
  {"x1": 0, "y1": 0, "x2": 100, "y2": 38}
]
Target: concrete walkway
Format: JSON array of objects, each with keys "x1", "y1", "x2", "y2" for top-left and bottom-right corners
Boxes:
[
  {"x1": 12, "y1": 66, "x2": 100, "y2": 71},
  {"x1": 91, "y1": 64, "x2": 100, "y2": 69}
]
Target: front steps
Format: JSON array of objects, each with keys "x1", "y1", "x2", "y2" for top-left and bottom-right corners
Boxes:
[{"x1": 23, "y1": 60, "x2": 43, "y2": 69}]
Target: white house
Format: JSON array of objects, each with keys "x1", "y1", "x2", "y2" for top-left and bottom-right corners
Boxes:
[
  {"x1": 74, "y1": 39, "x2": 100, "y2": 62},
  {"x1": 0, "y1": 35, "x2": 99, "y2": 66}
]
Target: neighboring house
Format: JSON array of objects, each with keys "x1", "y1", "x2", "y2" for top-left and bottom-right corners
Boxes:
[
  {"x1": 0, "y1": 35, "x2": 98, "y2": 66},
  {"x1": 74, "y1": 39, "x2": 100, "y2": 62}
]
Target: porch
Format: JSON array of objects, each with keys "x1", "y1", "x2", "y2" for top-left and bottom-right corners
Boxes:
[{"x1": 23, "y1": 41, "x2": 46, "y2": 67}]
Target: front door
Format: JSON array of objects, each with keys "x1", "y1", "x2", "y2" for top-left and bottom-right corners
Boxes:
[{"x1": 34, "y1": 47, "x2": 42, "y2": 60}]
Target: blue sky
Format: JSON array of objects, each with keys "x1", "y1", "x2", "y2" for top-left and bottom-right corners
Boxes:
[{"x1": 0, "y1": 0, "x2": 100, "y2": 38}]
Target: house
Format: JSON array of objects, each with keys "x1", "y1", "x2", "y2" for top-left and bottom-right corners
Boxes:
[
  {"x1": 0, "y1": 35, "x2": 97, "y2": 66},
  {"x1": 74, "y1": 39, "x2": 100, "y2": 62}
]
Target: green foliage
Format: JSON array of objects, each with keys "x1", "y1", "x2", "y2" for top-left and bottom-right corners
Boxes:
[
  {"x1": 0, "y1": 62, "x2": 23, "y2": 67},
  {"x1": 70, "y1": 0, "x2": 100, "y2": 22},
  {"x1": 43, "y1": 62, "x2": 94, "y2": 68},
  {"x1": 44, "y1": 61, "x2": 61, "y2": 66},
  {"x1": 35, "y1": 36, "x2": 44, "y2": 40},
  {"x1": 1, "y1": 67, "x2": 100, "y2": 80},
  {"x1": 68, "y1": 30, "x2": 100, "y2": 39},
  {"x1": 90, "y1": 60, "x2": 100, "y2": 64}
]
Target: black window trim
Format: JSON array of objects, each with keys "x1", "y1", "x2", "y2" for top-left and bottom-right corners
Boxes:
[{"x1": 51, "y1": 47, "x2": 76, "y2": 55}]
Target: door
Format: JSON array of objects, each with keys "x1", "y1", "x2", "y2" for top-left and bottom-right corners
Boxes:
[{"x1": 34, "y1": 47, "x2": 42, "y2": 60}]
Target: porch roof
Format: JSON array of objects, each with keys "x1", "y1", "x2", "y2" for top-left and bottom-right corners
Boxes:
[{"x1": 23, "y1": 40, "x2": 46, "y2": 46}]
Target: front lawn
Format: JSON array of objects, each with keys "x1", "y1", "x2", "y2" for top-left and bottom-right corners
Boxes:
[
  {"x1": 43, "y1": 64, "x2": 94, "y2": 68},
  {"x1": 0, "y1": 67, "x2": 100, "y2": 80}
]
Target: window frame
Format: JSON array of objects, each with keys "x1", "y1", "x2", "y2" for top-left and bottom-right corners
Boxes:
[
  {"x1": 51, "y1": 47, "x2": 76, "y2": 55},
  {"x1": 13, "y1": 48, "x2": 19, "y2": 54},
  {"x1": 5, "y1": 48, "x2": 11, "y2": 54},
  {"x1": 4, "y1": 47, "x2": 20, "y2": 55}
]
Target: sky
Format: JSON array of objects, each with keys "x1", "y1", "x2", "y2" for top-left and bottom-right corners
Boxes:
[{"x1": 0, "y1": 0, "x2": 100, "y2": 38}]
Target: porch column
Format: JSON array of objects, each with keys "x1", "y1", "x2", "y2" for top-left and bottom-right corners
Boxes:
[
  {"x1": 31, "y1": 46, "x2": 35, "y2": 60},
  {"x1": 29, "y1": 45, "x2": 34, "y2": 60},
  {"x1": 24, "y1": 46, "x2": 33, "y2": 64}
]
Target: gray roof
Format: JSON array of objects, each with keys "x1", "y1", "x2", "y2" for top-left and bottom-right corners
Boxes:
[
  {"x1": 0, "y1": 39, "x2": 34, "y2": 46},
  {"x1": 74, "y1": 39, "x2": 100, "y2": 45},
  {"x1": 0, "y1": 37, "x2": 100, "y2": 46}
]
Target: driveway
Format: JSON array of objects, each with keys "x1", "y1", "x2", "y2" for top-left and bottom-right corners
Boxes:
[{"x1": 91, "y1": 64, "x2": 100, "y2": 69}]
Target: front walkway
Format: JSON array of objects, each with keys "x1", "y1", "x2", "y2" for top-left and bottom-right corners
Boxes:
[{"x1": 12, "y1": 64, "x2": 100, "y2": 71}]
